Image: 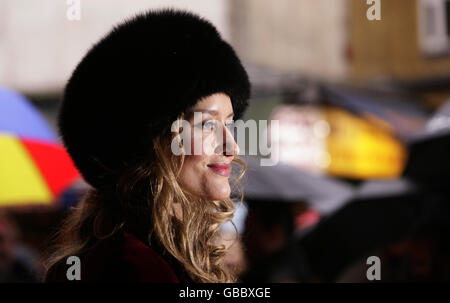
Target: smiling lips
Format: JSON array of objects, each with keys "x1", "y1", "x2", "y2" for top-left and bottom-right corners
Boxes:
[{"x1": 207, "y1": 162, "x2": 231, "y2": 177}]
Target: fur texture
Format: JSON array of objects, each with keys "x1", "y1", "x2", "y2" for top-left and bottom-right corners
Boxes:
[{"x1": 58, "y1": 9, "x2": 251, "y2": 189}]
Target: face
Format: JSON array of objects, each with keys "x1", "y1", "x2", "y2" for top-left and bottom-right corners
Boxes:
[{"x1": 177, "y1": 92, "x2": 239, "y2": 201}]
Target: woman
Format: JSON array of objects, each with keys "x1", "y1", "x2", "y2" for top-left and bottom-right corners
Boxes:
[{"x1": 45, "y1": 9, "x2": 250, "y2": 283}]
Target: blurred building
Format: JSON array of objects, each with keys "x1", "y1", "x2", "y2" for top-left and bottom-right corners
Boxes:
[
  {"x1": 348, "y1": 0, "x2": 450, "y2": 109},
  {"x1": 230, "y1": 0, "x2": 348, "y2": 81},
  {"x1": 229, "y1": 0, "x2": 450, "y2": 108},
  {"x1": 2, "y1": 0, "x2": 449, "y2": 101}
]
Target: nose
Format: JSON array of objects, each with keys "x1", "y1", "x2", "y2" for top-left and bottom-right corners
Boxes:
[{"x1": 215, "y1": 122, "x2": 239, "y2": 156}]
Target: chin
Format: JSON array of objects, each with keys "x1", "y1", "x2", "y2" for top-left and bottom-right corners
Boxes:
[{"x1": 207, "y1": 184, "x2": 231, "y2": 201}]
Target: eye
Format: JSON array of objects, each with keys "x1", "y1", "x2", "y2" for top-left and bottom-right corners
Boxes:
[
  {"x1": 196, "y1": 120, "x2": 217, "y2": 132},
  {"x1": 225, "y1": 120, "x2": 234, "y2": 129},
  {"x1": 204, "y1": 120, "x2": 217, "y2": 131}
]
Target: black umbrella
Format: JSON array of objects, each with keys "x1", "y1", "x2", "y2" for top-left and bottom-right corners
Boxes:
[
  {"x1": 243, "y1": 178, "x2": 450, "y2": 282},
  {"x1": 403, "y1": 100, "x2": 450, "y2": 187},
  {"x1": 292, "y1": 177, "x2": 450, "y2": 281},
  {"x1": 240, "y1": 177, "x2": 439, "y2": 282},
  {"x1": 355, "y1": 178, "x2": 419, "y2": 199},
  {"x1": 233, "y1": 155, "x2": 354, "y2": 215}
]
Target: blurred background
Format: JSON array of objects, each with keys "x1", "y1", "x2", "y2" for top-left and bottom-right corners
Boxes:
[{"x1": 2, "y1": 0, "x2": 450, "y2": 282}]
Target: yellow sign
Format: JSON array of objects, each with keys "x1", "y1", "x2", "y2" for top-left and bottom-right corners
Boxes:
[{"x1": 325, "y1": 107, "x2": 406, "y2": 179}]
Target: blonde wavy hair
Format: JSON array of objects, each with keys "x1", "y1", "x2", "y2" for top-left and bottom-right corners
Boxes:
[{"x1": 45, "y1": 114, "x2": 246, "y2": 283}]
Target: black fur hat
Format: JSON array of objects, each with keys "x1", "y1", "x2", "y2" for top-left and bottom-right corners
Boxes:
[{"x1": 59, "y1": 9, "x2": 251, "y2": 190}]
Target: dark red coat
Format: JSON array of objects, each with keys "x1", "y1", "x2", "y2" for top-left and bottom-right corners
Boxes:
[{"x1": 45, "y1": 231, "x2": 191, "y2": 283}]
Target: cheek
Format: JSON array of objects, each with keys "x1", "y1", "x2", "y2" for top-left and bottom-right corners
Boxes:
[
  {"x1": 189, "y1": 130, "x2": 216, "y2": 156},
  {"x1": 178, "y1": 130, "x2": 231, "y2": 200},
  {"x1": 179, "y1": 155, "x2": 204, "y2": 185},
  {"x1": 178, "y1": 155, "x2": 231, "y2": 200}
]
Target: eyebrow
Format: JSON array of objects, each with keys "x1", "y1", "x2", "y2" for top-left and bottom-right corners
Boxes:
[{"x1": 186, "y1": 109, "x2": 234, "y2": 119}]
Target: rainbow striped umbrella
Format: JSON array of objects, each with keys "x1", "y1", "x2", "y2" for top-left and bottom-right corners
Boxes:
[{"x1": 0, "y1": 86, "x2": 80, "y2": 207}]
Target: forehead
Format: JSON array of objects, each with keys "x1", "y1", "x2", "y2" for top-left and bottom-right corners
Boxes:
[
  {"x1": 186, "y1": 93, "x2": 233, "y2": 119},
  {"x1": 191, "y1": 93, "x2": 232, "y2": 111}
]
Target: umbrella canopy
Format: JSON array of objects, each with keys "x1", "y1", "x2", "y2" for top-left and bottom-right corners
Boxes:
[
  {"x1": 240, "y1": 177, "x2": 436, "y2": 282},
  {"x1": 356, "y1": 178, "x2": 420, "y2": 199},
  {"x1": 0, "y1": 86, "x2": 80, "y2": 207},
  {"x1": 403, "y1": 99, "x2": 450, "y2": 186},
  {"x1": 234, "y1": 155, "x2": 355, "y2": 215},
  {"x1": 293, "y1": 177, "x2": 450, "y2": 281}
]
